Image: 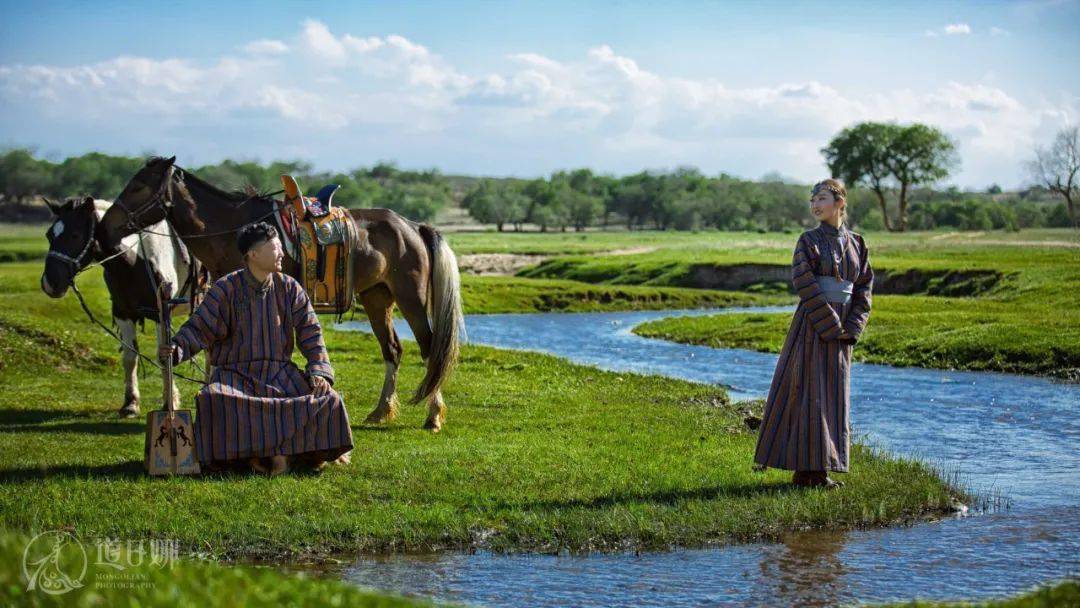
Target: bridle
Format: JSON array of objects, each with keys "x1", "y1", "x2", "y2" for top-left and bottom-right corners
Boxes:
[
  {"x1": 114, "y1": 164, "x2": 182, "y2": 237},
  {"x1": 113, "y1": 163, "x2": 288, "y2": 240},
  {"x1": 46, "y1": 210, "x2": 97, "y2": 271}
]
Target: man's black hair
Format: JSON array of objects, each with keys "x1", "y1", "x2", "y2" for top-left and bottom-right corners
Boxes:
[{"x1": 236, "y1": 221, "x2": 278, "y2": 256}]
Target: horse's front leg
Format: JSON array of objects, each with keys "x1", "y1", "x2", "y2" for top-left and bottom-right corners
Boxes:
[{"x1": 117, "y1": 318, "x2": 140, "y2": 418}]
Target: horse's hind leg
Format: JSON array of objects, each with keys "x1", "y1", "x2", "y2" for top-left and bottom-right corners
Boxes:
[
  {"x1": 396, "y1": 290, "x2": 446, "y2": 432},
  {"x1": 117, "y1": 318, "x2": 140, "y2": 418},
  {"x1": 360, "y1": 285, "x2": 403, "y2": 424}
]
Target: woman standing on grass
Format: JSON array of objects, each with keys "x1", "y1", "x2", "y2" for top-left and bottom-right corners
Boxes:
[{"x1": 752, "y1": 178, "x2": 873, "y2": 488}]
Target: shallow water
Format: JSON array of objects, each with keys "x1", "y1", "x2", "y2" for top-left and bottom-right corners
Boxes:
[{"x1": 334, "y1": 308, "x2": 1080, "y2": 606}]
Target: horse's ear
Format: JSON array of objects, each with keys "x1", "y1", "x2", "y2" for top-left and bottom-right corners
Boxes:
[
  {"x1": 43, "y1": 197, "x2": 60, "y2": 214},
  {"x1": 165, "y1": 156, "x2": 176, "y2": 166},
  {"x1": 82, "y1": 196, "x2": 95, "y2": 207}
]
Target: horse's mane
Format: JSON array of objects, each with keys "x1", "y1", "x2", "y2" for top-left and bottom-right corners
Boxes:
[{"x1": 173, "y1": 166, "x2": 255, "y2": 204}]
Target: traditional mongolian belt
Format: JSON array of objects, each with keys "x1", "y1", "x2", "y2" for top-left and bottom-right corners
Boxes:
[{"x1": 814, "y1": 275, "x2": 853, "y2": 305}]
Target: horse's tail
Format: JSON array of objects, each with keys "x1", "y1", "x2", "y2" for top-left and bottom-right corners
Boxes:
[{"x1": 412, "y1": 223, "x2": 464, "y2": 404}]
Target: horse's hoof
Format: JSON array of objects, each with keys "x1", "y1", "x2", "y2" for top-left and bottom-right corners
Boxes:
[
  {"x1": 422, "y1": 419, "x2": 442, "y2": 433},
  {"x1": 364, "y1": 408, "x2": 397, "y2": 424},
  {"x1": 117, "y1": 402, "x2": 139, "y2": 418}
]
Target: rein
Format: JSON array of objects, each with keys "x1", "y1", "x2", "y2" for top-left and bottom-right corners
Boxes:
[
  {"x1": 69, "y1": 281, "x2": 208, "y2": 386},
  {"x1": 62, "y1": 165, "x2": 292, "y2": 387},
  {"x1": 114, "y1": 164, "x2": 286, "y2": 240},
  {"x1": 48, "y1": 204, "x2": 208, "y2": 386}
]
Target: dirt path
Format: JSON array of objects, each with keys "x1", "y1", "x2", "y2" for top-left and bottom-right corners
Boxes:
[
  {"x1": 457, "y1": 253, "x2": 550, "y2": 275},
  {"x1": 457, "y1": 245, "x2": 662, "y2": 276}
]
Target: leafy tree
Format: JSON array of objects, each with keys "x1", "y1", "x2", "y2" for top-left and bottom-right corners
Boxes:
[
  {"x1": 0, "y1": 149, "x2": 54, "y2": 203},
  {"x1": 823, "y1": 122, "x2": 958, "y2": 231},
  {"x1": 463, "y1": 180, "x2": 528, "y2": 231},
  {"x1": 376, "y1": 182, "x2": 450, "y2": 221}
]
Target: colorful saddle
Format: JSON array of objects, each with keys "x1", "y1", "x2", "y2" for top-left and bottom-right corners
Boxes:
[{"x1": 278, "y1": 175, "x2": 355, "y2": 316}]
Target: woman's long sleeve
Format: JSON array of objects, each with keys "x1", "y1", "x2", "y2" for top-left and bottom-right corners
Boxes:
[
  {"x1": 171, "y1": 281, "x2": 230, "y2": 364},
  {"x1": 792, "y1": 233, "x2": 844, "y2": 341},
  {"x1": 842, "y1": 234, "x2": 873, "y2": 342}
]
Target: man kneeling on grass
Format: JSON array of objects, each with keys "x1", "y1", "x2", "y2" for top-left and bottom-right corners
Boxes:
[{"x1": 158, "y1": 222, "x2": 353, "y2": 476}]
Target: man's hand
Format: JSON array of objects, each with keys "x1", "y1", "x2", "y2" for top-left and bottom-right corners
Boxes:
[
  {"x1": 310, "y1": 374, "x2": 331, "y2": 396},
  {"x1": 837, "y1": 330, "x2": 857, "y2": 343},
  {"x1": 158, "y1": 343, "x2": 176, "y2": 364}
]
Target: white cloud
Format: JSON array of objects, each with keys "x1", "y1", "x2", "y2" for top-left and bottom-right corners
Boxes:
[
  {"x1": 300, "y1": 19, "x2": 347, "y2": 63},
  {"x1": 944, "y1": 23, "x2": 972, "y2": 35},
  {"x1": 0, "y1": 18, "x2": 1075, "y2": 188},
  {"x1": 242, "y1": 39, "x2": 289, "y2": 55}
]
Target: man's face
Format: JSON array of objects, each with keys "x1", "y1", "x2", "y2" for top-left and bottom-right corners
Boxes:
[{"x1": 246, "y1": 236, "x2": 283, "y2": 273}]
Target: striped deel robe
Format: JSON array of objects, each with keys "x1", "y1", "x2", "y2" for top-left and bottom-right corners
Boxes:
[
  {"x1": 170, "y1": 267, "x2": 353, "y2": 465},
  {"x1": 753, "y1": 221, "x2": 873, "y2": 473}
]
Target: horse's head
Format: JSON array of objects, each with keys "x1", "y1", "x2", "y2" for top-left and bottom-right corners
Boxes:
[
  {"x1": 42, "y1": 196, "x2": 99, "y2": 298},
  {"x1": 99, "y1": 155, "x2": 204, "y2": 249}
]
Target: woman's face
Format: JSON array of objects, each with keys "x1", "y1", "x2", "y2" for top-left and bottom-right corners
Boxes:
[{"x1": 810, "y1": 189, "x2": 844, "y2": 223}]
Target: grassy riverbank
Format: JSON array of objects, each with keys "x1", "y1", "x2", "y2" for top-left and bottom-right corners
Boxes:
[
  {"x1": 460, "y1": 275, "x2": 789, "y2": 313},
  {"x1": 632, "y1": 289, "x2": 1076, "y2": 378},
  {"x1": 0, "y1": 259, "x2": 964, "y2": 561},
  {"x1": 502, "y1": 229, "x2": 1079, "y2": 379}
]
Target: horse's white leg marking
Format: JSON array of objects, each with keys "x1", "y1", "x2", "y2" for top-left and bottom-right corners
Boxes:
[
  {"x1": 424, "y1": 387, "x2": 447, "y2": 433},
  {"x1": 365, "y1": 361, "x2": 400, "y2": 423},
  {"x1": 117, "y1": 318, "x2": 140, "y2": 414}
]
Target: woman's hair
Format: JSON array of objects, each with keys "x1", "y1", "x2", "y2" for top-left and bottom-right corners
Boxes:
[{"x1": 812, "y1": 178, "x2": 848, "y2": 225}]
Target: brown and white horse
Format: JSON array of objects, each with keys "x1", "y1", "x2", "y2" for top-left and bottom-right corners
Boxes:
[
  {"x1": 42, "y1": 196, "x2": 199, "y2": 417},
  {"x1": 98, "y1": 156, "x2": 464, "y2": 432}
]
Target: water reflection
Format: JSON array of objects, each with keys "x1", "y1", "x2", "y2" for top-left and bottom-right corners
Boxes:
[{"x1": 759, "y1": 530, "x2": 849, "y2": 608}]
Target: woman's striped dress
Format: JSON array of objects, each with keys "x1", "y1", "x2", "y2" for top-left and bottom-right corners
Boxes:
[
  {"x1": 171, "y1": 267, "x2": 354, "y2": 465},
  {"x1": 752, "y1": 221, "x2": 873, "y2": 473}
]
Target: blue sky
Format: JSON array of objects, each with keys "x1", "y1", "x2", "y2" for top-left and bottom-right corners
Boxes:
[{"x1": 2, "y1": 0, "x2": 1078, "y2": 188}]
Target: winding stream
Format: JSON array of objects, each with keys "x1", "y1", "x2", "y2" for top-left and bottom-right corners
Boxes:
[{"x1": 334, "y1": 307, "x2": 1079, "y2": 606}]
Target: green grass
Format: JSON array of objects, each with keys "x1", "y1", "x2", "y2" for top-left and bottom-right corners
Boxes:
[
  {"x1": 461, "y1": 275, "x2": 790, "y2": 314},
  {"x1": 0, "y1": 529, "x2": 432, "y2": 607},
  {"x1": 0, "y1": 260, "x2": 963, "y2": 561},
  {"x1": 500, "y1": 228, "x2": 1079, "y2": 379},
  {"x1": 882, "y1": 579, "x2": 1079, "y2": 607},
  {"x1": 0, "y1": 222, "x2": 50, "y2": 263},
  {"x1": 633, "y1": 291, "x2": 1079, "y2": 379}
]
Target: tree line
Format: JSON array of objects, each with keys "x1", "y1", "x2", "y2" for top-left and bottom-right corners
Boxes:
[
  {"x1": 2, "y1": 121, "x2": 1076, "y2": 230},
  {"x1": 461, "y1": 121, "x2": 1074, "y2": 232},
  {"x1": 0, "y1": 151, "x2": 454, "y2": 222},
  {"x1": 462, "y1": 169, "x2": 1071, "y2": 233}
]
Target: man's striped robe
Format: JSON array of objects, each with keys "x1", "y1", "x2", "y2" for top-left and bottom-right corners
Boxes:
[{"x1": 171, "y1": 267, "x2": 353, "y2": 466}]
